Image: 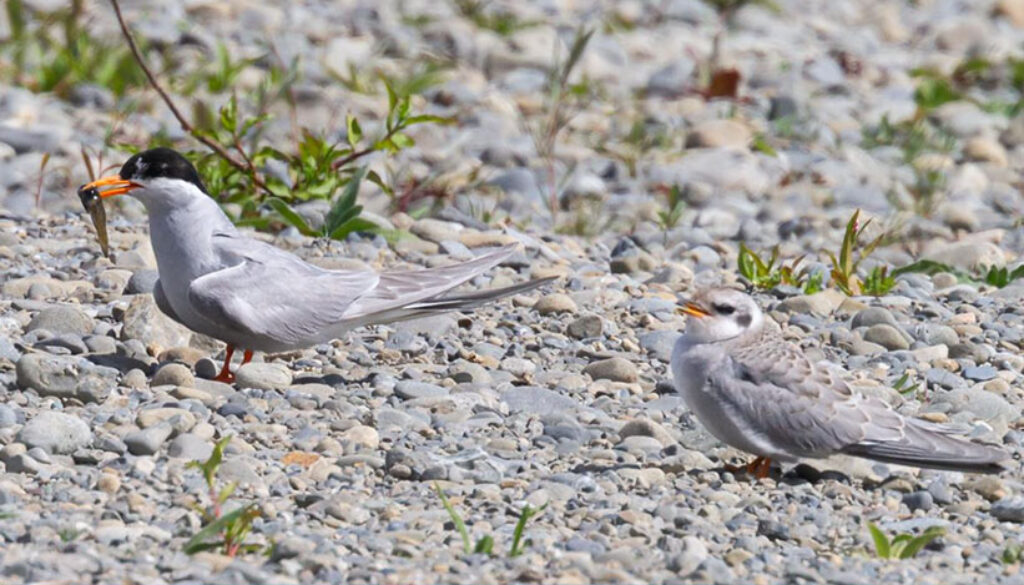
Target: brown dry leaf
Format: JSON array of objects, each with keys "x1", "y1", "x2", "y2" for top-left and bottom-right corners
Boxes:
[{"x1": 705, "y1": 68, "x2": 741, "y2": 99}]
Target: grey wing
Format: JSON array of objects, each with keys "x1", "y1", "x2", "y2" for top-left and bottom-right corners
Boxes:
[
  {"x1": 339, "y1": 244, "x2": 518, "y2": 321},
  {"x1": 709, "y1": 343, "x2": 892, "y2": 458},
  {"x1": 714, "y1": 345, "x2": 1007, "y2": 471},
  {"x1": 187, "y1": 233, "x2": 379, "y2": 347}
]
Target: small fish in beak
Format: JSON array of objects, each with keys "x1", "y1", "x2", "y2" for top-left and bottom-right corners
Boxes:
[{"x1": 77, "y1": 184, "x2": 110, "y2": 257}]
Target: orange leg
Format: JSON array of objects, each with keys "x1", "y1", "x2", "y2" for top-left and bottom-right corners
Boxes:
[
  {"x1": 746, "y1": 456, "x2": 773, "y2": 479},
  {"x1": 241, "y1": 349, "x2": 253, "y2": 366},
  {"x1": 214, "y1": 345, "x2": 237, "y2": 383}
]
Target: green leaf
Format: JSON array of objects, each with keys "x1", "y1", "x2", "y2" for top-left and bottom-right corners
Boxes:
[
  {"x1": 324, "y1": 167, "x2": 367, "y2": 235},
  {"x1": 892, "y1": 259, "x2": 956, "y2": 277},
  {"x1": 328, "y1": 216, "x2": 377, "y2": 241},
  {"x1": 220, "y1": 95, "x2": 238, "y2": 134},
  {"x1": 390, "y1": 132, "x2": 415, "y2": 149},
  {"x1": 403, "y1": 114, "x2": 456, "y2": 126},
  {"x1": 434, "y1": 483, "x2": 472, "y2": 555},
  {"x1": 509, "y1": 502, "x2": 547, "y2": 557},
  {"x1": 868, "y1": 523, "x2": 890, "y2": 559},
  {"x1": 184, "y1": 504, "x2": 259, "y2": 555},
  {"x1": 346, "y1": 115, "x2": 363, "y2": 147},
  {"x1": 267, "y1": 197, "x2": 315, "y2": 236},
  {"x1": 898, "y1": 527, "x2": 944, "y2": 559},
  {"x1": 473, "y1": 535, "x2": 494, "y2": 555}
]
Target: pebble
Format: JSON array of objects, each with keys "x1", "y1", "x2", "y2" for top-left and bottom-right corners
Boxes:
[
  {"x1": 534, "y1": 293, "x2": 578, "y2": 315},
  {"x1": 234, "y1": 362, "x2": 293, "y2": 390},
  {"x1": 25, "y1": 306, "x2": 95, "y2": 336},
  {"x1": 583, "y1": 357, "x2": 639, "y2": 383},
  {"x1": 862, "y1": 324, "x2": 909, "y2": 350},
  {"x1": 124, "y1": 424, "x2": 174, "y2": 456},
  {"x1": 151, "y1": 363, "x2": 195, "y2": 387},
  {"x1": 17, "y1": 412, "x2": 93, "y2": 455},
  {"x1": 567, "y1": 314, "x2": 603, "y2": 339}
]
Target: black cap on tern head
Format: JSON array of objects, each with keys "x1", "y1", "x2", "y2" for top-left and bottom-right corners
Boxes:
[{"x1": 119, "y1": 147, "x2": 207, "y2": 193}]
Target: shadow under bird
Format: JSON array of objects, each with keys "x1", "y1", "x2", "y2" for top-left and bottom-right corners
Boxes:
[
  {"x1": 78, "y1": 147, "x2": 553, "y2": 383},
  {"x1": 671, "y1": 288, "x2": 1008, "y2": 478}
]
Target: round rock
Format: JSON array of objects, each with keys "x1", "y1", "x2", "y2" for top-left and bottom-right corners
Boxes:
[
  {"x1": 17, "y1": 411, "x2": 93, "y2": 454},
  {"x1": 583, "y1": 357, "x2": 638, "y2": 383},
  {"x1": 235, "y1": 362, "x2": 293, "y2": 390}
]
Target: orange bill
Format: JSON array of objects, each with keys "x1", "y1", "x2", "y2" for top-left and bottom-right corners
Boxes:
[
  {"x1": 677, "y1": 302, "x2": 709, "y2": 318},
  {"x1": 82, "y1": 175, "x2": 140, "y2": 198}
]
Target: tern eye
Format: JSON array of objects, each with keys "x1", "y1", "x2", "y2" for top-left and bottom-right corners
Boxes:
[{"x1": 712, "y1": 303, "x2": 735, "y2": 315}]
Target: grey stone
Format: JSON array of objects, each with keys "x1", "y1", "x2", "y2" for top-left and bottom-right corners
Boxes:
[
  {"x1": 638, "y1": 330, "x2": 679, "y2": 362},
  {"x1": 121, "y1": 295, "x2": 192, "y2": 349},
  {"x1": 167, "y1": 433, "x2": 213, "y2": 460},
  {"x1": 851, "y1": 307, "x2": 898, "y2": 329},
  {"x1": 16, "y1": 353, "x2": 118, "y2": 403},
  {"x1": 903, "y1": 491, "x2": 934, "y2": 513},
  {"x1": 17, "y1": 412, "x2": 93, "y2": 454},
  {"x1": 863, "y1": 324, "x2": 909, "y2": 350},
  {"x1": 0, "y1": 404, "x2": 18, "y2": 428},
  {"x1": 25, "y1": 306, "x2": 95, "y2": 336},
  {"x1": 126, "y1": 270, "x2": 159, "y2": 294},
  {"x1": 503, "y1": 386, "x2": 576, "y2": 414},
  {"x1": 963, "y1": 365, "x2": 997, "y2": 381},
  {"x1": 992, "y1": 497, "x2": 1024, "y2": 522},
  {"x1": 394, "y1": 381, "x2": 449, "y2": 400},
  {"x1": 124, "y1": 423, "x2": 174, "y2": 455},
  {"x1": 567, "y1": 314, "x2": 603, "y2": 339}
]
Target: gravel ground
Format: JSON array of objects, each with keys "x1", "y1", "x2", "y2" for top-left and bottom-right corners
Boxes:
[{"x1": 4, "y1": 0, "x2": 1024, "y2": 583}]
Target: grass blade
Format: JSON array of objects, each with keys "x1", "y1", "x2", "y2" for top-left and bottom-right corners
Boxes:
[
  {"x1": 434, "y1": 483, "x2": 471, "y2": 555},
  {"x1": 868, "y1": 523, "x2": 890, "y2": 559}
]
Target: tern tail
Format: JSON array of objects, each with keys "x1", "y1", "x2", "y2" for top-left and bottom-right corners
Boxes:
[{"x1": 841, "y1": 418, "x2": 1008, "y2": 474}]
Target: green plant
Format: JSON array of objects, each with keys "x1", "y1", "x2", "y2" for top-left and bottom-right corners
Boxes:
[
  {"x1": 737, "y1": 244, "x2": 820, "y2": 293},
  {"x1": 528, "y1": 26, "x2": 595, "y2": 221},
  {"x1": 181, "y1": 43, "x2": 253, "y2": 95},
  {"x1": 868, "y1": 523, "x2": 944, "y2": 560},
  {"x1": 892, "y1": 372, "x2": 921, "y2": 397},
  {"x1": 110, "y1": 0, "x2": 450, "y2": 243},
  {"x1": 893, "y1": 260, "x2": 1024, "y2": 289},
  {"x1": 656, "y1": 184, "x2": 686, "y2": 234},
  {"x1": 453, "y1": 0, "x2": 541, "y2": 36},
  {"x1": 1003, "y1": 541, "x2": 1023, "y2": 564},
  {"x1": 1, "y1": 0, "x2": 148, "y2": 98},
  {"x1": 434, "y1": 483, "x2": 547, "y2": 558},
  {"x1": 861, "y1": 265, "x2": 897, "y2": 296},
  {"x1": 824, "y1": 210, "x2": 885, "y2": 296},
  {"x1": 58, "y1": 527, "x2": 83, "y2": 543},
  {"x1": 184, "y1": 436, "x2": 263, "y2": 557}
]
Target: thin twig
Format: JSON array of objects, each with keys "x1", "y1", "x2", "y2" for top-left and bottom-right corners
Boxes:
[
  {"x1": 330, "y1": 126, "x2": 402, "y2": 171},
  {"x1": 109, "y1": 0, "x2": 273, "y2": 197}
]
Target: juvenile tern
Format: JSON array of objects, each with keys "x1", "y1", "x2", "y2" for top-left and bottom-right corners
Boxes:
[
  {"x1": 671, "y1": 288, "x2": 1008, "y2": 477},
  {"x1": 80, "y1": 147, "x2": 553, "y2": 383}
]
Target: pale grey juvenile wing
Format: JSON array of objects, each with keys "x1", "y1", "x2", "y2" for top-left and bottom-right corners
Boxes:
[
  {"x1": 715, "y1": 337, "x2": 1006, "y2": 470},
  {"x1": 708, "y1": 338, "x2": 883, "y2": 458},
  {"x1": 187, "y1": 232, "x2": 379, "y2": 346}
]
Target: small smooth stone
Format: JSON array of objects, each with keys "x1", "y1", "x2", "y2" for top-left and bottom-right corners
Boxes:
[
  {"x1": 234, "y1": 362, "x2": 293, "y2": 390},
  {"x1": 394, "y1": 381, "x2": 449, "y2": 400},
  {"x1": 535, "y1": 293, "x2": 578, "y2": 315},
  {"x1": 583, "y1": 357, "x2": 638, "y2": 383},
  {"x1": 124, "y1": 424, "x2": 174, "y2": 455},
  {"x1": 567, "y1": 314, "x2": 603, "y2": 339},
  {"x1": 167, "y1": 433, "x2": 213, "y2": 460},
  {"x1": 863, "y1": 324, "x2": 909, "y2": 351},
  {"x1": 151, "y1": 363, "x2": 195, "y2": 387}
]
